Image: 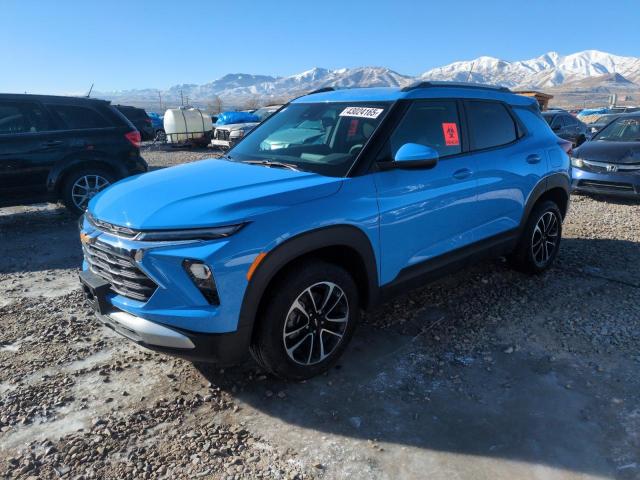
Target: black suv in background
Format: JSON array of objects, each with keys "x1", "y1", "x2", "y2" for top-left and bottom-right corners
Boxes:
[
  {"x1": 114, "y1": 105, "x2": 155, "y2": 141},
  {"x1": 0, "y1": 94, "x2": 147, "y2": 214},
  {"x1": 542, "y1": 110, "x2": 589, "y2": 147}
]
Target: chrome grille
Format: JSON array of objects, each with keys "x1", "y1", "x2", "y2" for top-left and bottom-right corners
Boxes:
[
  {"x1": 82, "y1": 241, "x2": 156, "y2": 302},
  {"x1": 215, "y1": 129, "x2": 230, "y2": 141}
]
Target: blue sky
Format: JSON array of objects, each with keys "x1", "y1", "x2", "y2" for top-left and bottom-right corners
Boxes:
[{"x1": 1, "y1": 0, "x2": 638, "y2": 94}]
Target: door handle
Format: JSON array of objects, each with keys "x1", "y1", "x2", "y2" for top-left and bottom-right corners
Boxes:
[
  {"x1": 526, "y1": 154, "x2": 541, "y2": 164},
  {"x1": 452, "y1": 168, "x2": 472, "y2": 180}
]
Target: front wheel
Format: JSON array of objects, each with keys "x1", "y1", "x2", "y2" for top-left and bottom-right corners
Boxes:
[
  {"x1": 250, "y1": 261, "x2": 359, "y2": 380},
  {"x1": 509, "y1": 200, "x2": 562, "y2": 274}
]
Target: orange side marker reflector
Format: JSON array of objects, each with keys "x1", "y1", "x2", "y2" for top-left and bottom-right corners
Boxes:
[{"x1": 246, "y1": 252, "x2": 267, "y2": 281}]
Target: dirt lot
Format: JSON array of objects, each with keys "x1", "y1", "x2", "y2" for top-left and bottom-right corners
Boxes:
[{"x1": 1, "y1": 146, "x2": 639, "y2": 480}]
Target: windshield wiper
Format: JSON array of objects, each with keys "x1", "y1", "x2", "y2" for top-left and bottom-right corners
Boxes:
[{"x1": 241, "y1": 159, "x2": 301, "y2": 171}]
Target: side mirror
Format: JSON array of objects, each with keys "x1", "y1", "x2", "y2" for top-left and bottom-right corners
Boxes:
[
  {"x1": 391, "y1": 143, "x2": 439, "y2": 169},
  {"x1": 552, "y1": 125, "x2": 561, "y2": 132}
]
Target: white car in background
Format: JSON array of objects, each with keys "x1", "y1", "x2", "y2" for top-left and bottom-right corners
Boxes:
[{"x1": 211, "y1": 105, "x2": 282, "y2": 149}]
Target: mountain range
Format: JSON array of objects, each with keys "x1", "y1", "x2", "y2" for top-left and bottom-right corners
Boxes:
[{"x1": 96, "y1": 50, "x2": 640, "y2": 109}]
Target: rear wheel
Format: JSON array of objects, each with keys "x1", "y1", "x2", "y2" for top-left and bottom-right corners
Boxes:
[
  {"x1": 62, "y1": 167, "x2": 114, "y2": 215},
  {"x1": 155, "y1": 129, "x2": 166, "y2": 142},
  {"x1": 250, "y1": 261, "x2": 359, "y2": 380},
  {"x1": 509, "y1": 200, "x2": 562, "y2": 274}
]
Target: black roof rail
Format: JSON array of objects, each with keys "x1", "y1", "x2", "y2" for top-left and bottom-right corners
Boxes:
[
  {"x1": 305, "y1": 86, "x2": 336, "y2": 96},
  {"x1": 290, "y1": 86, "x2": 336, "y2": 102},
  {"x1": 401, "y1": 81, "x2": 511, "y2": 93}
]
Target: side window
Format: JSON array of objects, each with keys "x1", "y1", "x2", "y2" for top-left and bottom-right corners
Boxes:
[
  {"x1": 0, "y1": 102, "x2": 50, "y2": 134},
  {"x1": 564, "y1": 115, "x2": 577, "y2": 126},
  {"x1": 388, "y1": 100, "x2": 462, "y2": 159},
  {"x1": 0, "y1": 103, "x2": 26, "y2": 134},
  {"x1": 48, "y1": 105, "x2": 110, "y2": 130},
  {"x1": 465, "y1": 101, "x2": 518, "y2": 150}
]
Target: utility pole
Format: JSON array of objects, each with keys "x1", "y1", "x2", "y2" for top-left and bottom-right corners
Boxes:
[
  {"x1": 180, "y1": 89, "x2": 184, "y2": 106},
  {"x1": 466, "y1": 62, "x2": 475, "y2": 83}
]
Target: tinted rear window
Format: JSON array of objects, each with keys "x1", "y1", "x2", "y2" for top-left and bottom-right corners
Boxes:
[
  {"x1": 466, "y1": 101, "x2": 518, "y2": 150},
  {"x1": 117, "y1": 106, "x2": 147, "y2": 119},
  {"x1": 48, "y1": 105, "x2": 110, "y2": 129}
]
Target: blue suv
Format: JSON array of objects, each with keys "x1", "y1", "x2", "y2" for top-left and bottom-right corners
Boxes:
[{"x1": 79, "y1": 82, "x2": 570, "y2": 380}]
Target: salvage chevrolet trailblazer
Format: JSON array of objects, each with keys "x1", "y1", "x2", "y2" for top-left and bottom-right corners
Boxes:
[{"x1": 79, "y1": 82, "x2": 571, "y2": 380}]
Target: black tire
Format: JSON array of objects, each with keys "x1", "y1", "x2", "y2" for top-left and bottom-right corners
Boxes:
[
  {"x1": 576, "y1": 134, "x2": 586, "y2": 147},
  {"x1": 509, "y1": 200, "x2": 562, "y2": 274},
  {"x1": 250, "y1": 260, "x2": 360, "y2": 381},
  {"x1": 155, "y1": 129, "x2": 166, "y2": 142},
  {"x1": 61, "y1": 167, "x2": 115, "y2": 215}
]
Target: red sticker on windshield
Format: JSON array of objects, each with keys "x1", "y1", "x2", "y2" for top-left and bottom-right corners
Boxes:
[
  {"x1": 442, "y1": 122, "x2": 460, "y2": 146},
  {"x1": 347, "y1": 119, "x2": 359, "y2": 138}
]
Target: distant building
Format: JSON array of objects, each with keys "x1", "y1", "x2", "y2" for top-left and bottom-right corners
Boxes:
[{"x1": 514, "y1": 90, "x2": 554, "y2": 111}]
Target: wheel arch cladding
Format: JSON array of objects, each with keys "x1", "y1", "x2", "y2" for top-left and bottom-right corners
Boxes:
[
  {"x1": 238, "y1": 225, "x2": 379, "y2": 340},
  {"x1": 523, "y1": 173, "x2": 570, "y2": 225},
  {"x1": 536, "y1": 187, "x2": 569, "y2": 219},
  {"x1": 49, "y1": 156, "x2": 124, "y2": 194}
]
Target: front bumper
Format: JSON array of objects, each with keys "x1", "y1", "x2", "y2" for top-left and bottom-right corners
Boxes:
[
  {"x1": 571, "y1": 167, "x2": 640, "y2": 197},
  {"x1": 210, "y1": 138, "x2": 235, "y2": 149},
  {"x1": 95, "y1": 307, "x2": 251, "y2": 364},
  {"x1": 78, "y1": 215, "x2": 257, "y2": 363}
]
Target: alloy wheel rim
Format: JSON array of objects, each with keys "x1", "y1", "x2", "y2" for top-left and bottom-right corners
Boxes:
[
  {"x1": 282, "y1": 281, "x2": 349, "y2": 366},
  {"x1": 71, "y1": 175, "x2": 110, "y2": 211},
  {"x1": 531, "y1": 211, "x2": 559, "y2": 266}
]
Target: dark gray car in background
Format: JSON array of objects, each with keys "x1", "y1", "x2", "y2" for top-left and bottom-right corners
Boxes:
[
  {"x1": 542, "y1": 110, "x2": 589, "y2": 147},
  {"x1": 571, "y1": 113, "x2": 640, "y2": 197}
]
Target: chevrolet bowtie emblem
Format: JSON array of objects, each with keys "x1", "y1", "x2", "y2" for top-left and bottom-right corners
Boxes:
[{"x1": 80, "y1": 232, "x2": 95, "y2": 245}]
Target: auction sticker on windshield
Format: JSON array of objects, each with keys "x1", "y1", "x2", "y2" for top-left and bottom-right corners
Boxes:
[{"x1": 339, "y1": 107, "x2": 384, "y2": 119}]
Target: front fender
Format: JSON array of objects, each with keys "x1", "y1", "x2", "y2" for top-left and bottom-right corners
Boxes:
[{"x1": 238, "y1": 224, "x2": 379, "y2": 337}]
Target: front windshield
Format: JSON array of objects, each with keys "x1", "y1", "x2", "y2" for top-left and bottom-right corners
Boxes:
[
  {"x1": 542, "y1": 113, "x2": 554, "y2": 125},
  {"x1": 593, "y1": 117, "x2": 640, "y2": 142},
  {"x1": 228, "y1": 102, "x2": 391, "y2": 176}
]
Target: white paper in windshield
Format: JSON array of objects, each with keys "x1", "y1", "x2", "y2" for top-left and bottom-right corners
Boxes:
[{"x1": 339, "y1": 107, "x2": 384, "y2": 119}]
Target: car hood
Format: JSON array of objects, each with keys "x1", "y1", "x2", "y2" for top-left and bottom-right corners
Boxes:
[
  {"x1": 575, "y1": 140, "x2": 640, "y2": 164},
  {"x1": 263, "y1": 128, "x2": 324, "y2": 146},
  {"x1": 215, "y1": 122, "x2": 259, "y2": 131},
  {"x1": 88, "y1": 158, "x2": 343, "y2": 230}
]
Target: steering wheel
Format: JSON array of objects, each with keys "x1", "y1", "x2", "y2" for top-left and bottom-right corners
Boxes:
[{"x1": 349, "y1": 144, "x2": 364, "y2": 155}]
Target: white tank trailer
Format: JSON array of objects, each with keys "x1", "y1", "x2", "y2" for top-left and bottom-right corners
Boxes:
[{"x1": 163, "y1": 108, "x2": 213, "y2": 144}]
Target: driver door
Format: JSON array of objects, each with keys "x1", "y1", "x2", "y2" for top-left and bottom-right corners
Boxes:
[{"x1": 372, "y1": 100, "x2": 479, "y2": 285}]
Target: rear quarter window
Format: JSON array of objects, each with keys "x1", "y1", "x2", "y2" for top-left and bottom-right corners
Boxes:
[
  {"x1": 47, "y1": 104, "x2": 110, "y2": 130},
  {"x1": 465, "y1": 101, "x2": 518, "y2": 150}
]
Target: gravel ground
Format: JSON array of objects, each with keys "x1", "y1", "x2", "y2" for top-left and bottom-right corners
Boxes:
[{"x1": 0, "y1": 149, "x2": 639, "y2": 479}]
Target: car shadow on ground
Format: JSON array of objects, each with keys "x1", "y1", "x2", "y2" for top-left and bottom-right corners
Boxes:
[
  {"x1": 194, "y1": 323, "x2": 625, "y2": 478},
  {"x1": 0, "y1": 206, "x2": 81, "y2": 275}
]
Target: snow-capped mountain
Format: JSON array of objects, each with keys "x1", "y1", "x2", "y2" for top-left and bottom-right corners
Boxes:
[
  {"x1": 96, "y1": 50, "x2": 640, "y2": 107},
  {"x1": 420, "y1": 50, "x2": 640, "y2": 88}
]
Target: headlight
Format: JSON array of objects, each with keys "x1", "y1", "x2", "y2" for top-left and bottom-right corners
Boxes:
[
  {"x1": 229, "y1": 130, "x2": 245, "y2": 138},
  {"x1": 570, "y1": 157, "x2": 584, "y2": 168},
  {"x1": 136, "y1": 224, "x2": 245, "y2": 241}
]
